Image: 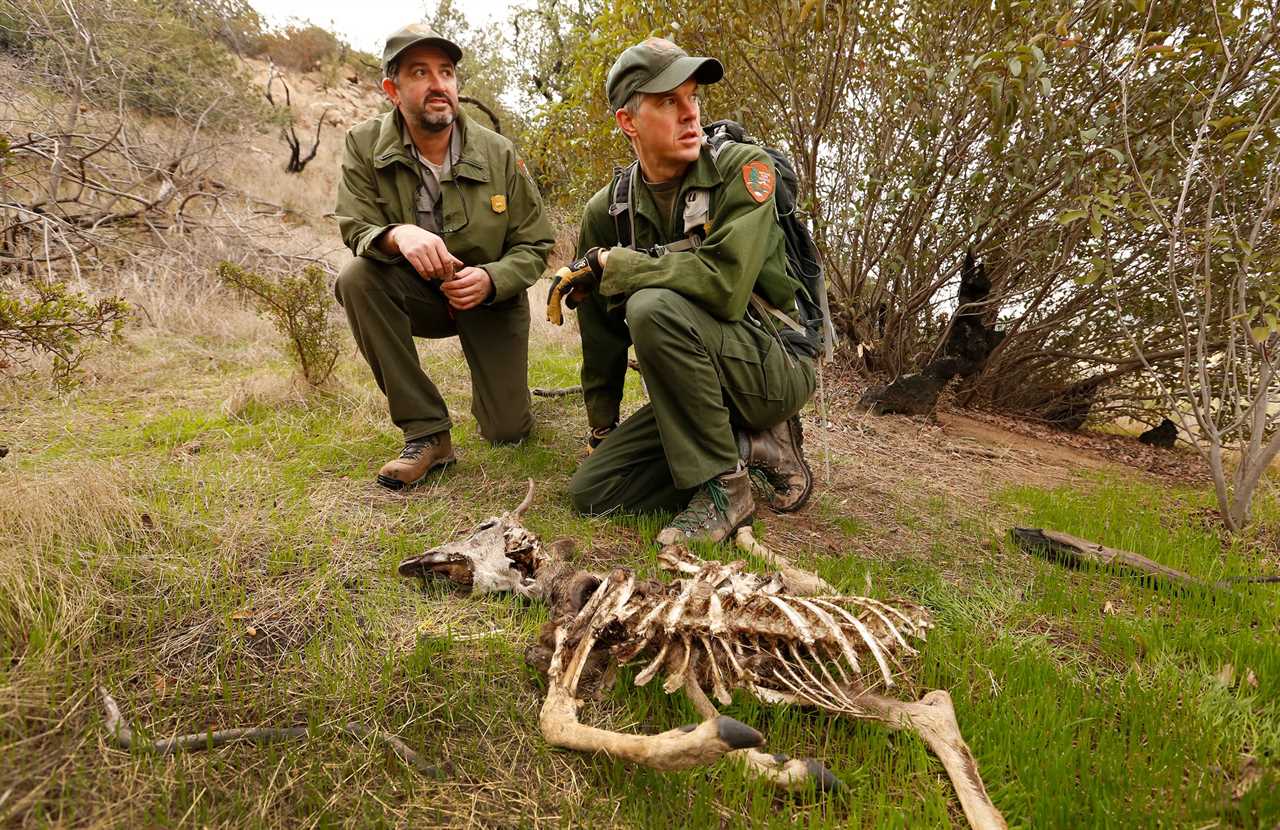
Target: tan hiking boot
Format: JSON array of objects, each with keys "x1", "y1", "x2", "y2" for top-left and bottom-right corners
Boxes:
[
  {"x1": 655, "y1": 467, "x2": 754, "y2": 546},
  {"x1": 377, "y1": 431, "x2": 456, "y2": 490},
  {"x1": 738, "y1": 415, "x2": 813, "y2": 513}
]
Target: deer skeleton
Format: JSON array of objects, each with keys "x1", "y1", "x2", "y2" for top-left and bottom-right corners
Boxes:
[{"x1": 398, "y1": 482, "x2": 1006, "y2": 830}]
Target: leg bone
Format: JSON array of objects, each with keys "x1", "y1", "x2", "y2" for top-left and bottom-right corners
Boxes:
[
  {"x1": 539, "y1": 630, "x2": 762, "y2": 771},
  {"x1": 682, "y1": 675, "x2": 841, "y2": 792},
  {"x1": 847, "y1": 689, "x2": 1007, "y2": 830}
]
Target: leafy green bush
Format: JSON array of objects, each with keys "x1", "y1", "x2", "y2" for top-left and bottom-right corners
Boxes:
[
  {"x1": 0, "y1": 282, "x2": 129, "y2": 381},
  {"x1": 217, "y1": 262, "x2": 340, "y2": 386}
]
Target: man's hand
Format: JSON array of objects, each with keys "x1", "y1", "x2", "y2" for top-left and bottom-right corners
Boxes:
[
  {"x1": 441, "y1": 267, "x2": 493, "y2": 311},
  {"x1": 387, "y1": 225, "x2": 463, "y2": 281},
  {"x1": 546, "y1": 247, "x2": 605, "y2": 325}
]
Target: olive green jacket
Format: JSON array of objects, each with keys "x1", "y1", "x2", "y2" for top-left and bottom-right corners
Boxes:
[
  {"x1": 335, "y1": 108, "x2": 554, "y2": 304},
  {"x1": 575, "y1": 142, "x2": 800, "y2": 321}
]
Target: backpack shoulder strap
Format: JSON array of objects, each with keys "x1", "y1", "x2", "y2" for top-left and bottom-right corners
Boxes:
[{"x1": 608, "y1": 161, "x2": 638, "y2": 250}]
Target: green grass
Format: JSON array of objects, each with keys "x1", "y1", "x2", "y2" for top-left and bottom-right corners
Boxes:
[{"x1": 2, "y1": 326, "x2": 1278, "y2": 828}]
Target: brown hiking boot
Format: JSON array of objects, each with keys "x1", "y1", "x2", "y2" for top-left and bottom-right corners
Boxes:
[
  {"x1": 655, "y1": 467, "x2": 754, "y2": 546},
  {"x1": 377, "y1": 431, "x2": 456, "y2": 490},
  {"x1": 738, "y1": 415, "x2": 813, "y2": 513}
]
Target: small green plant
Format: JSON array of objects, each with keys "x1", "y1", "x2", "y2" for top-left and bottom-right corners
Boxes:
[
  {"x1": 217, "y1": 262, "x2": 340, "y2": 386},
  {"x1": 0, "y1": 282, "x2": 129, "y2": 381}
]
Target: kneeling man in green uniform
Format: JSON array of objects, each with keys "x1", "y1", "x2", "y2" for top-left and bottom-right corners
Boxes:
[
  {"x1": 551, "y1": 38, "x2": 816, "y2": 544},
  {"x1": 334, "y1": 25, "x2": 554, "y2": 489}
]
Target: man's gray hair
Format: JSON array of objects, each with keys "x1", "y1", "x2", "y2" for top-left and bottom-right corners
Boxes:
[{"x1": 622, "y1": 90, "x2": 643, "y2": 117}]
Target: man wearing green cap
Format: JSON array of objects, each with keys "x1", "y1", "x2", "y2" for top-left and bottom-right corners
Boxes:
[
  {"x1": 551, "y1": 38, "x2": 816, "y2": 545},
  {"x1": 334, "y1": 24, "x2": 555, "y2": 489}
]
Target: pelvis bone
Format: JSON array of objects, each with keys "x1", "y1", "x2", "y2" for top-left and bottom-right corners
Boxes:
[{"x1": 398, "y1": 481, "x2": 1007, "y2": 830}]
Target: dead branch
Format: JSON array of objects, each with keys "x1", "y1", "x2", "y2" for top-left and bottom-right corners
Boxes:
[
  {"x1": 1011, "y1": 528, "x2": 1280, "y2": 590},
  {"x1": 531, "y1": 385, "x2": 582, "y2": 397},
  {"x1": 264, "y1": 63, "x2": 290, "y2": 108},
  {"x1": 532, "y1": 360, "x2": 640, "y2": 397},
  {"x1": 459, "y1": 96, "x2": 501, "y2": 134},
  {"x1": 263, "y1": 65, "x2": 327, "y2": 174},
  {"x1": 283, "y1": 107, "x2": 330, "y2": 174},
  {"x1": 99, "y1": 687, "x2": 440, "y2": 776}
]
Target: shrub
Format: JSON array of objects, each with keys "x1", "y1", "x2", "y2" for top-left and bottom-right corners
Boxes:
[
  {"x1": 252, "y1": 24, "x2": 345, "y2": 73},
  {"x1": 0, "y1": 282, "x2": 129, "y2": 381},
  {"x1": 217, "y1": 262, "x2": 340, "y2": 386}
]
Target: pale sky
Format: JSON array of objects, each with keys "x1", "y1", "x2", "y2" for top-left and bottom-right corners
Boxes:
[{"x1": 248, "y1": 0, "x2": 519, "y2": 54}]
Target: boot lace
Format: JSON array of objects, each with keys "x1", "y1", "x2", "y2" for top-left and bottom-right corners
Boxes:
[
  {"x1": 400, "y1": 435, "x2": 437, "y2": 461},
  {"x1": 747, "y1": 466, "x2": 779, "y2": 497},
  {"x1": 670, "y1": 478, "x2": 730, "y2": 532}
]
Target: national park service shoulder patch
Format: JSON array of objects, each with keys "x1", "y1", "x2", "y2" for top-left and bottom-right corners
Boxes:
[
  {"x1": 516, "y1": 157, "x2": 535, "y2": 186},
  {"x1": 742, "y1": 160, "x2": 775, "y2": 204}
]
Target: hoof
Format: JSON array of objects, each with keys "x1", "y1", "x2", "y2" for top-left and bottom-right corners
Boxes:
[
  {"x1": 715, "y1": 716, "x2": 764, "y2": 750},
  {"x1": 804, "y1": 759, "x2": 842, "y2": 792}
]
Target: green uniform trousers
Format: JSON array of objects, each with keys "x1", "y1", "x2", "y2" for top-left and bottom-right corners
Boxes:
[
  {"x1": 335, "y1": 256, "x2": 533, "y2": 444},
  {"x1": 568, "y1": 287, "x2": 815, "y2": 515}
]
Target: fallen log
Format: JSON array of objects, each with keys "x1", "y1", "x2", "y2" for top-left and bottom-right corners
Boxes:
[{"x1": 1010, "y1": 528, "x2": 1280, "y2": 590}]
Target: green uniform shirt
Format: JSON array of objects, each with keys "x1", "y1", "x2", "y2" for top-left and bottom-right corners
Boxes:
[
  {"x1": 575, "y1": 142, "x2": 801, "y2": 320},
  {"x1": 335, "y1": 108, "x2": 554, "y2": 303}
]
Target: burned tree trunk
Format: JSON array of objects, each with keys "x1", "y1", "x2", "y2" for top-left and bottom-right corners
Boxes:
[
  {"x1": 859, "y1": 251, "x2": 1003, "y2": 416},
  {"x1": 1138, "y1": 418, "x2": 1178, "y2": 448},
  {"x1": 265, "y1": 65, "x2": 328, "y2": 174}
]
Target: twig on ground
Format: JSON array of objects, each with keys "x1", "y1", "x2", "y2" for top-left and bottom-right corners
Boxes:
[
  {"x1": 532, "y1": 386, "x2": 582, "y2": 397},
  {"x1": 99, "y1": 687, "x2": 441, "y2": 776}
]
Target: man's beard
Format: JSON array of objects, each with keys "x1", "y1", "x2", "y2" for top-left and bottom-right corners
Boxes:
[{"x1": 417, "y1": 99, "x2": 456, "y2": 133}]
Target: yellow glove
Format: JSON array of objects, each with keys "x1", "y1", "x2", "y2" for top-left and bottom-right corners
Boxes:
[
  {"x1": 546, "y1": 248, "x2": 604, "y2": 325},
  {"x1": 586, "y1": 422, "x2": 617, "y2": 455}
]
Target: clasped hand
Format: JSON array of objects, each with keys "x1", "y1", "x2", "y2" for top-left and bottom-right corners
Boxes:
[{"x1": 390, "y1": 225, "x2": 491, "y2": 311}]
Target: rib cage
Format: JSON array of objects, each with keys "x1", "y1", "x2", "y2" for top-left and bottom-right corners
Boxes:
[
  {"x1": 548, "y1": 546, "x2": 932, "y2": 712},
  {"x1": 397, "y1": 484, "x2": 1006, "y2": 830}
]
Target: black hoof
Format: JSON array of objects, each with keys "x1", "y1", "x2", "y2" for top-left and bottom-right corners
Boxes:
[
  {"x1": 803, "y1": 759, "x2": 842, "y2": 792},
  {"x1": 715, "y1": 716, "x2": 764, "y2": 750}
]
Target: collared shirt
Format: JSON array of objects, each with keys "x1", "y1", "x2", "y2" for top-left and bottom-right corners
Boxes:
[{"x1": 402, "y1": 122, "x2": 461, "y2": 233}]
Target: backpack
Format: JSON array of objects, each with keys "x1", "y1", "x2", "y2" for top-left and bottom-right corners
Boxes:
[{"x1": 609, "y1": 119, "x2": 832, "y2": 360}]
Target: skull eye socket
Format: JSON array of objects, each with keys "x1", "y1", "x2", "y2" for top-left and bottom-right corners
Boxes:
[{"x1": 474, "y1": 519, "x2": 498, "y2": 532}]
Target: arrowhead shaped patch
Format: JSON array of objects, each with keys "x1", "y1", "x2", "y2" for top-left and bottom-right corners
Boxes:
[{"x1": 742, "y1": 160, "x2": 775, "y2": 204}]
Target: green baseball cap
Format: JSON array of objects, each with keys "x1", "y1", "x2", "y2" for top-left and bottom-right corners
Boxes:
[
  {"x1": 382, "y1": 23, "x2": 463, "y2": 75},
  {"x1": 605, "y1": 38, "x2": 723, "y2": 111}
]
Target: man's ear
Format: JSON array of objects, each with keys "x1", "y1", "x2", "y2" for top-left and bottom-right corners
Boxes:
[
  {"x1": 615, "y1": 107, "x2": 638, "y2": 140},
  {"x1": 381, "y1": 77, "x2": 399, "y2": 105}
]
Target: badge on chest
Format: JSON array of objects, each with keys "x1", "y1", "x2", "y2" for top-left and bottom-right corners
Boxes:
[{"x1": 490, "y1": 195, "x2": 507, "y2": 214}]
